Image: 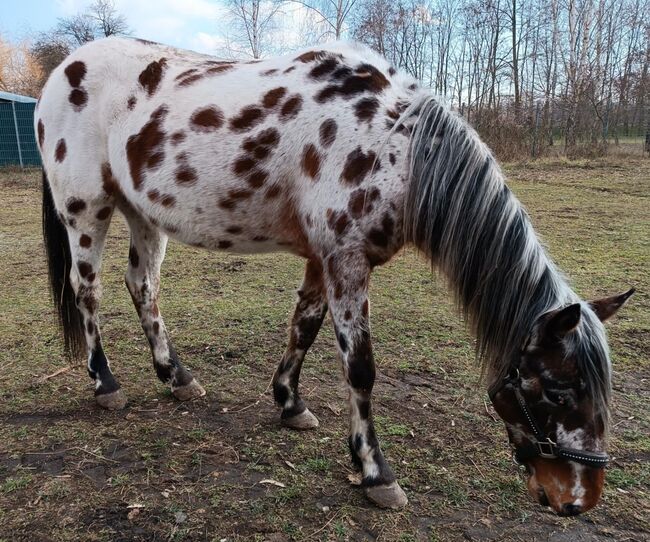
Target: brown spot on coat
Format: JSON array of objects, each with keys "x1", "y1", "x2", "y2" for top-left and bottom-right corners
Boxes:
[
  {"x1": 301, "y1": 144, "x2": 321, "y2": 180},
  {"x1": 389, "y1": 153, "x2": 396, "y2": 165},
  {"x1": 354, "y1": 97, "x2": 380, "y2": 122},
  {"x1": 206, "y1": 64, "x2": 235, "y2": 75},
  {"x1": 79, "y1": 234, "x2": 92, "y2": 248},
  {"x1": 315, "y1": 63, "x2": 390, "y2": 103},
  {"x1": 348, "y1": 187, "x2": 381, "y2": 219},
  {"x1": 341, "y1": 147, "x2": 378, "y2": 185},
  {"x1": 247, "y1": 169, "x2": 269, "y2": 188},
  {"x1": 55, "y1": 139, "x2": 67, "y2": 162},
  {"x1": 161, "y1": 194, "x2": 176, "y2": 207},
  {"x1": 153, "y1": 321, "x2": 160, "y2": 334},
  {"x1": 265, "y1": 184, "x2": 282, "y2": 199},
  {"x1": 139, "y1": 58, "x2": 168, "y2": 96},
  {"x1": 243, "y1": 127, "x2": 280, "y2": 152},
  {"x1": 66, "y1": 197, "x2": 86, "y2": 214},
  {"x1": 218, "y1": 240, "x2": 233, "y2": 249},
  {"x1": 177, "y1": 73, "x2": 204, "y2": 86},
  {"x1": 78, "y1": 261, "x2": 93, "y2": 279},
  {"x1": 226, "y1": 226, "x2": 242, "y2": 234},
  {"x1": 69, "y1": 88, "x2": 88, "y2": 110},
  {"x1": 96, "y1": 206, "x2": 112, "y2": 220},
  {"x1": 147, "y1": 189, "x2": 161, "y2": 203},
  {"x1": 263, "y1": 87, "x2": 287, "y2": 108},
  {"x1": 326, "y1": 209, "x2": 350, "y2": 236},
  {"x1": 175, "y1": 152, "x2": 198, "y2": 185},
  {"x1": 126, "y1": 105, "x2": 168, "y2": 190},
  {"x1": 175, "y1": 68, "x2": 198, "y2": 81},
  {"x1": 37, "y1": 120, "x2": 44, "y2": 148},
  {"x1": 171, "y1": 131, "x2": 186, "y2": 145},
  {"x1": 261, "y1": 68, "x2": 278, "y2": 76},
  {"x1": 233, "y1": 156, "x2": 256, "y2": 175},
  {"x1": 279, "y1": 95, "x2": 303, "y2": 121},
  {"x1": 101, "y1": 162, "x2": 122, "y2": 197},
  {"x1": 309, "y1": 57, "x2": 340, "y2": 79},
  {"x1": 229, "y1": 106, "x2": 266, "y2": 132},
  {"x1": 64, "y1": 61, "x2": 86, "y2": 87},
  {"x1": 294, "y1": 50, "x2": 334, "y2": 63},
  {"x1": 127, "y1": 95, "x2": 137, "y2": 110},
  {"x1": 190, "y1": 105, "x2": 224, "y2": 132},
  {"x1": 319, "y1": 119, "x2": 337, "y2": 148}
]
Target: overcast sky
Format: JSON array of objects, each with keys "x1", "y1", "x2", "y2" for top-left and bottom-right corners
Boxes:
[{"x1": 2, "y1": 0, "x2": 307, "y2": 55}]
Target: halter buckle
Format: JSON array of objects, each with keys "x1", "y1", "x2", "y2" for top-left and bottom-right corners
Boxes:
[{"x1": 536, "y1": 439, "x2": 557, "y2": 459}]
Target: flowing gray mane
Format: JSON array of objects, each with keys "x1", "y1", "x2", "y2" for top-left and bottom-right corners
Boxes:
[{"x1": 401, "y1": 96, "x2": 611, "y2": 420}]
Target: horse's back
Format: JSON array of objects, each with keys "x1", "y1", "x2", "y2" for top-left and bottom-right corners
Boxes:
[{"x1": 37, "y1": 37, "x2": 420, "y2": 259}]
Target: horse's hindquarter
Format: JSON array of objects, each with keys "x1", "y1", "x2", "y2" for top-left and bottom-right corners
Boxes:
[{"x1": 41, "y1": 37, "x2": 419, "y2": 261}]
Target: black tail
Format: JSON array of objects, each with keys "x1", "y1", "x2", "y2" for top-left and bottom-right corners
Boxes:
[{"x1": 42, "y1": 170, "x2": 86, "y2": 360}]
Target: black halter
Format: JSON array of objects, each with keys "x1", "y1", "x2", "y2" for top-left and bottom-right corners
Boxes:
[{"x1": 489, "y1": 370, "x2": 610, "y2": 469}]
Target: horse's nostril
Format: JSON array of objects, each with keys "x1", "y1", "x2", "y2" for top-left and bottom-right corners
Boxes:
[{"x1": 560, "y1": 503, "x2": 582, "y2": 516}]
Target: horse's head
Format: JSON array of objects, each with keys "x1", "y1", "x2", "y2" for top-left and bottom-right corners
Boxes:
[{"x1": 490, "y1": 289, "x2": 634, "y2": 516}]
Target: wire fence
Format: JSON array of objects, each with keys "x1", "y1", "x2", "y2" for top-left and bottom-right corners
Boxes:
[{"x1": 0, "y1": 101, "x2": 41, "y2": 168}]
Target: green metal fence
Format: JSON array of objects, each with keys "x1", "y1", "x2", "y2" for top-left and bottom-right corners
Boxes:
[{"x1": 0, "y1": 101, "x2": 41, "y2": 168}]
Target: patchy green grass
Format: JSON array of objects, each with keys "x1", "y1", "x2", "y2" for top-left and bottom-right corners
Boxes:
[{"x1": 0, "y1": 159, "x2": 648, "y2": 541}]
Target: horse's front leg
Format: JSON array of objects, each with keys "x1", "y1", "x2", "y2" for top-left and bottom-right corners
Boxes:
[
  {"x1": 273, "y1": 258, "x2": 327, "y2": 429},
  {"x1": 324, "y1": 252, "x2": 408, "y2": 509}
]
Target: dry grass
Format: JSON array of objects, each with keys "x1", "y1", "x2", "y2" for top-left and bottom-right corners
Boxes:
[{"x1": 0, "y1": 158, "x2": 648, "y2": 541}]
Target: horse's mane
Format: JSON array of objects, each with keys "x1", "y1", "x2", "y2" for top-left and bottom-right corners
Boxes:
[{"x1": 400, "y1": 95, "x2": 611, "y2": 421}]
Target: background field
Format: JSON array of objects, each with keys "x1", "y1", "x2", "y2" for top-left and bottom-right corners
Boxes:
[{"x1": 0, "y1": 159, "x2": 648, "y2": 541}]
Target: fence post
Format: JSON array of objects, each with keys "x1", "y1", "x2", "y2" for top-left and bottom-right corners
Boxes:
[{"x1": 11, "y1": 101, "x2": 24, "y2": 169}]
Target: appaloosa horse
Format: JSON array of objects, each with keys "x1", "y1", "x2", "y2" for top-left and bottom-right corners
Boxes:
[{"x1": 37, "y1": 37, "x2": 633, "y2": 513}]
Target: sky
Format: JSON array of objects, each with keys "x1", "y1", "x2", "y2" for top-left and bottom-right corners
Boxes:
[{"x1": 1, "y1": 0, "x2": 304, "y2": 55}]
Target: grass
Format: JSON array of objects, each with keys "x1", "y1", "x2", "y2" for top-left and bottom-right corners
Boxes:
[{"x1": 0, "y1": 158, "x2": 648, "y2": 541}]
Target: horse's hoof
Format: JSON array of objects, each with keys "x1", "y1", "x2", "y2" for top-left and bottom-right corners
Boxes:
[
  {"x1": 281, "y1": 408, "x2": 319, "y2": 430},
  {"x1": 96, "y1": 389, "x2": 127, "y2": 410},
  {"x1": 172, "y1": 378, "x2": 206, "y2": 401},
  {"x1": 365, "y1": 481, "x2": 408, "y2": 509}
]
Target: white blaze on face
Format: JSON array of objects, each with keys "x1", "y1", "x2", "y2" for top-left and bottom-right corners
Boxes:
[{"x1": 570, "y1": 462, "x2": 586, "y2": 506}]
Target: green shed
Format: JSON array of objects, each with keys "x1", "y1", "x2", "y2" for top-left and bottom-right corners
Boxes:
[{"x1": 0, "y1": 91, "x2": 41, "y2": 168}]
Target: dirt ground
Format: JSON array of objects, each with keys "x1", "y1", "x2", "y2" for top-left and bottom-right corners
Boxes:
[{"x1": 0, "y1": 158, "x2": 648, "y2": 541}]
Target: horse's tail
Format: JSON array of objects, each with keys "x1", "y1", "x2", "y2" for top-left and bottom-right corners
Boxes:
[{"x1": 42, "y1": 169, "x2": 86, "y2": 360}]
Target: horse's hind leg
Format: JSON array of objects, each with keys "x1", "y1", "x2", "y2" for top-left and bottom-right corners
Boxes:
[
  {"x1": 124, "y1": 215, "x2": 205, "y2": 401},
  {"x1": 324, "y1": 251, "x2": 407, "y2": 509},
  {"x1": 273, "y1": 259, "x2": 327, "y2": 430},
  {"x1": 63, "y1": 197, "x2": 126, "y2": 409}
]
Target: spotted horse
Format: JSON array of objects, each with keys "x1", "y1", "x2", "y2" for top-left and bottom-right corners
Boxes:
[{"x1": 37, "y1": 37, "x2": 634, "y2": 512}]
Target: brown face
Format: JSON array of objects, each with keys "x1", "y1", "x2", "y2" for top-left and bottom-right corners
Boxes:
[{"x1": 492, "y1": 289, "x2": 634, "y2": 515}]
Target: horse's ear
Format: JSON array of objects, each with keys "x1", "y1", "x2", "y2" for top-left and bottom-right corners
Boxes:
[
  {"x1": 545, "y1": 303, "x2": 582, "y2": 340},
  {"x1": 589, "y1": 288, "x2": 635, "y2": 322}
]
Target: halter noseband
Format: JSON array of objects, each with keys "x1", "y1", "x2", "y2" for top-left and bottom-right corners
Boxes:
[{"x1": 489, "y1": 369, "x2": 610, "y2": 469}]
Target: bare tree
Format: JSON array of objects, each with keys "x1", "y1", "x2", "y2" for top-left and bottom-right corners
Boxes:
[
  {"x1": 225, "y1": 0, "x2": 285, "y2": 59},
  {"x1": 88, "y1": 0, "x2": 130, "y2": 38},
  {"x1": 291, "y1": 0, "x2": 358, "y2": 40},
  {"x1": 30, "y1": 35, "x2": 71, "y2": 88},
  {"x1": 56, "y1": 0, "x2": 130, "y2": 47}
]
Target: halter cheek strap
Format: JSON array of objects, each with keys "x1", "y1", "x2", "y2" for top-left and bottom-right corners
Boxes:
[{"x1": 490, "y1": 372, "x2": 610, "y2": 469}]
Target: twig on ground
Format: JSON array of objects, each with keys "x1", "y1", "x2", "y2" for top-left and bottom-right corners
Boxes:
[{"x1": 36, "y1": 366, "x2": 71, "y2": 384}]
